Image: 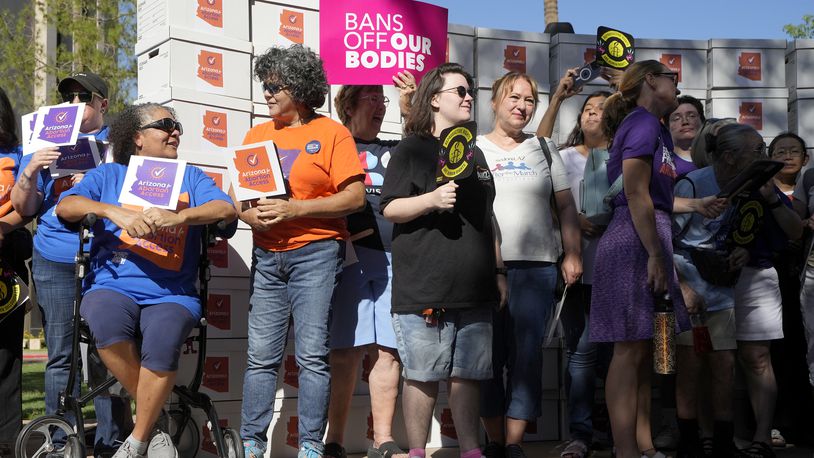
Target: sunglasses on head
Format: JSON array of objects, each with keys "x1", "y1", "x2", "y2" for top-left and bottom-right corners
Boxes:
[
  {"x1": 60, "y1": 91, "x2": 99, "y2": 103},
  {"x1": 262, "y1": 81, "x2": 287, "y2": 95},
  {"x1": 436, "y1": 86, "x2": 475, "y2": 99},
  {"x1": 140, "y1": 118, "x2": 183, "y2": 135}
]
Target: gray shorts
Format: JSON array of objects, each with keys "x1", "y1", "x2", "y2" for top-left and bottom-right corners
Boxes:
[{"x1": 392, "y1": 307, "x2": 492, "y2": 382}]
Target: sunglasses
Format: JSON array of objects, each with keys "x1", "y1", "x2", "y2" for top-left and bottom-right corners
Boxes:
[
  {"x1": 60, "y1": 91, "x2": 99, "y2": 103},
  {"x1": 262, "y1": 81, "x2": 287, "y2": 95},
  {"x1": 140, "y1": 117, "x2": 183, "y2": 135},
  {"x1": 436, "y1": 86, "x2": 475, "y2": 99},
  {"x1": 653, "y1": 72, "x2": 679, "y2": 85}
]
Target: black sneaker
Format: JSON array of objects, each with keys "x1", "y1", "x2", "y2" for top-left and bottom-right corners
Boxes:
[
  {"x1": 483, "y1": 441, "x2": 505, "y2": 458},
  {"x1": 505, "y1": 444, "x2": 526, "y2": 458},
  {"x1": 323, "y1": 442, "x2": 346, "y2": 458}
]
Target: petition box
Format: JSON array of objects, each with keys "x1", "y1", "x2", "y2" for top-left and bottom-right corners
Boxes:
[
  {"x1": 549, "y1": 33, "x2": 610, "y2": 92},
  {"x1": 707, "y1": 39, "x2": 787, "y2": 89},
  {"x1": 636, "y1": 38, "x2": 708, "y2": 90},
  {"x1": 208, "y1": 227, "x2": 252, "y2": 277},
  {"x1": 476, "y1": 28, "x2": 550, "y2": 90},
  {"x1": 447, "y1": 23, "x2": 475, "y2": 75},
  {"x1": 789, "y1": 88, "x2": 814, "y2": 142},
  {"x1": 176, "y1": 338, "x2": 247, "y2": 402},
  {"x1": 203, "y1": 277, "x2": 250, "y2": 340},
  {"x1": 137, "y1": 0, "x2": 250, "y2": 46},
  {"x1": 137, "y1": 34, "x2": 251, "y2": 101},
  {"x1": 252, "y1": 1, "x2": 319, "y2": 53},
  {"x1": 706, "y1": 88, "x2": 789, "y2": 139},
  {"x1": 786, "y1": 39, "x2": 814, "y2": 90}
]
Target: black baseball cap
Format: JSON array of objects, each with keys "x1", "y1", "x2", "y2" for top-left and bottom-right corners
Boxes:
[{"x1": 58, "y1": 72, "x2": 108, "y2": 99}]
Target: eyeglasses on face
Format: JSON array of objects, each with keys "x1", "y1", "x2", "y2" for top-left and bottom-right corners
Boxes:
[
  {"x1": 359, "y1": 95, "x2": 390, "y2": 107},
  {"x1": 262, "y1": 81, "x2": 287, "y2": 95},
  {"x1": 60, "y1": 91, "x2": 100, "y2": 104},
  {"x1": 139, "y1": 117, "x2": 183, "y2": 135},
  {"x1": 771, "y1": 148, "x2": 806, "y2": 158},
  {"x1": 669, "y1": 112, "x2": 699, "y2": 124},
  {"x1": 653, "y1": 72, "x2": 679, "y2": 85},
  {"x1": 436, "y1": 86, "x2": 475, "y2": 99}
]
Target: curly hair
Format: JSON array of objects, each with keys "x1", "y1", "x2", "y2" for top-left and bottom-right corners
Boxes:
[
  {"x1": 0, "y1": 87, "x2": 17, "y2": 150},
  {"x1": 601, "y1": 60, "x2": 667, "y2": 142},
  {"x1": 404, "y1": 62, "x2": 474, "y2": 137},
  {"x1": 109, "y1": 103, "x2": 177, "y2": 165},
  {"x1": 334, "y1": 85, "x2": 382, "y2": 126},
  {"x1": 562, "y1": 90, "x2": 612, "y2": 148},
  {"x1": 254, "y1": 44, "x2": 329, "y2": 110}
]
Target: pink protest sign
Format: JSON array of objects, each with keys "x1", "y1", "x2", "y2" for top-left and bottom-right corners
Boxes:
[{"x1": 319, "y1": 0, "x2": 448, "y2": 85}]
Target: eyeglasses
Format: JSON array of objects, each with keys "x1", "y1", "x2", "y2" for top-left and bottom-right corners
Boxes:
[
  {"x1": 60, "y1": 91, "x2": 100, "y2": 103},
  {"x1": 771, "y1": 148, "x2": 806, "y2": 158},
  {"x1": 139, "y1": 117, "x2": 183, "y2": 135},
  {"x1": 653, "y1": 72, "x2": 679, "y2": 85},
  {"x1": 669, "y1": 112, "x2": 699, "y2": 124},
  {"x1": 359, "y1": 95, "x2": 390, "y2": 107},
  {"x1": 262, "y1": 81, "x2": 287, "y2": 95},
  {"x1": 436, "y1": 86, "x2": 475, "y2": 99}
]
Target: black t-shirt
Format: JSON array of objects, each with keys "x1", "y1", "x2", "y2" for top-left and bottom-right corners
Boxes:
[
  {"x1": 380, "y1": 134, "x2": 498, "y2": 313},
  {"x1": 346, "y1": 138, "x2": 399, "y2": 252}
]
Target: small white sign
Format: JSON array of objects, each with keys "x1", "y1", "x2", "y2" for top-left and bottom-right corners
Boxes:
[
  {"x1": 118, "y1": 156, "x2": 186, "y2": 210},
  {"x1": 226, "y1": 141, "x2": 287, "y2": 202},
  {"x1": 29, "y1": 103, "x2": 86, "y2": 150},
  {"x1": 50, "y1": 136, "x2": 104, "y2": 179}
]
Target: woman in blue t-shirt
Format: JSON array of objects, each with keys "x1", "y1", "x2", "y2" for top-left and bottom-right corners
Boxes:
[{"x1": 56, "y1": 103, "x2": 237, "y2": 458}]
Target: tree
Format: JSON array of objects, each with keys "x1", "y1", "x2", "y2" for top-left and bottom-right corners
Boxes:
[
  {"x1": 784, "y1": 14, "x2": 814, "y2": 39},
  {"x1": 0, "y1": 0, "x2": 136, "y2": 119},
  {"x1": 544, "y1": 0, "x2": 558, "y2": 26}
]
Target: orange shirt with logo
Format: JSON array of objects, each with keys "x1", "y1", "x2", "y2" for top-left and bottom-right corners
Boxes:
[{"x1": 243, "y1": 116, "x2": 364, "y2": 251}]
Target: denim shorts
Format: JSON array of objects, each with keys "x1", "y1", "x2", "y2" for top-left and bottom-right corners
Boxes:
[
  {"x1": 81, "y1": 289, "x2": 197, "y2": 372},
  {"x1": 392, "y1": 307, "x2": 492, "y2": 382}
]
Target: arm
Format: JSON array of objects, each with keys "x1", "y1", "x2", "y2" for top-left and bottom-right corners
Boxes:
[
  {"x1": 57, "y1": 195, "x2": 158, "y2": 239},
  {"x1": 493, "y1": 216, "x2": 508, "y2": 308},
  {"x1": 554, "y1": 189, "x2": 583, "y2": 284},
  {"x1": 393, "y1": 71, "x2": 416, "y2": 119},
  {"x1": 761, "y1": 184, "x2": 804, "y2": 241},
  {"x1": 623, "y1": 156, "x2": 667, "y2": 292},
  {"x1": 142, "y1": 199, "x2": 237, "y2": 228},
  {"x1": 254, "y1": 177, "x2": 366, "y2": 225},
  {"x1": 382, "y1": 180, "x2": 457, "y2": 224},
  {"x1": 673, "y1": 195, "x2": 728, "y2": 218},
  {"x1": 0, "y1": 211, "x2": 32, "y2": 235},
  {"x1": 536, "y1": 68, "x2": 579, "y2": 138},
  {"x1": 11, "y1": 147, "x2": 61, "y2": 217}
]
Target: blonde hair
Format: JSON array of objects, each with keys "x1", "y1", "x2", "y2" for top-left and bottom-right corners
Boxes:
[
  {"x1": 600, "y1": 60, "x2": 666, "y2": 142},
  {"x1": 490, "y1": 72, "x2": 539, "y2": 109}
]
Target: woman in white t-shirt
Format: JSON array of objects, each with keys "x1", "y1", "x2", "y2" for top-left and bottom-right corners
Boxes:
[{"x1": 477, "y1": 72, "x2": 582, "y2": 458}]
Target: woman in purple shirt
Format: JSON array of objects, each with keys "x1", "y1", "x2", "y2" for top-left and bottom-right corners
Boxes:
[{"x1": 588, "y1": 60, "x2": 724, "y2": 458}]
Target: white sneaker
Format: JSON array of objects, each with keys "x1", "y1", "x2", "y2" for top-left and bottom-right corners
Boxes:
[
  {"x1": 111, "y1": 441, "x2": 146, "y2": 458},
  {"x1": 147, "y1": 429, "x2": 178, "y2": 458}
]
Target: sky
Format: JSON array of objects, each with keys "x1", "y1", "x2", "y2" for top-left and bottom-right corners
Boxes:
[{"x1": 426, "y1": 0, "x2": 811, "y2": 41}]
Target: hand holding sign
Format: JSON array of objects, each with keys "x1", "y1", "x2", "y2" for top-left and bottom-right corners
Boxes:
[
  {"x1": 106, "y1": 205, "x2": 159, "y2": 239},
  {"x1": 25, "y1": 147, "x2": 61, "y2": 174},
  {"x1": 429, "y1": 181, "x2": 458, "y2": 211},
  {"x1": 142, "y1": 207, "x2": 186, "y2": 229},
  {"x1": 254, "y1": 196, "x2": 301, "y2": 225}
]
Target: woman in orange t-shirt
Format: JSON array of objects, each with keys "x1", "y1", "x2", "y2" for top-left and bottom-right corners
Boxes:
[{"x1": 236, "y1": 45, "x2": 366, "y2": 458}]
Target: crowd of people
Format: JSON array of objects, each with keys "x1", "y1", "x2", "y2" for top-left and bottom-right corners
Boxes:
[{"x1": 0, "y1": 42, "x2": 812, "y2": 458}]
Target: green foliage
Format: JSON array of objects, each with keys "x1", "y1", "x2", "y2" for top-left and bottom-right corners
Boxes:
[
  {"x1": 0, "y1": 0, "x2": 136, "y2": 118},
  {"x1": 785, "y1": 14, "x2": 814, "y2": 39}
]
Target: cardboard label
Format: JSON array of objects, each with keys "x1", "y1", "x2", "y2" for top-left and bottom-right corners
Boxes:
[
  {"x1": 284, "y1": 354, "x2": 299, "y2": 388},
  {"x1": 659, "y1": 53, "x2": 682, "y2": 83},
  {"x1": 119, "y1": 156, "x2": 185, "y2": 210},
  {"x1": 204, "y1": 170, "x2": 224, "y2": 190},
  {"x1": 208, "y1": 238, "x2": 229, "y2": 268},
  {"x1": 440, "y1": 408, "x2": 457, "y2": 439},
  {"x1": 207, "y1": 293, "x2": 231, "y2": 330},
  {"x1": 279, "y1": 9, "x2": 305, "y2": 44},
  {"x1": 738, "y1": 52, "x2": 762, "y2": 81},
  {"x1": 202, "y1": 109, "x2": 228, "y2": 148},
  {"x1": 203, "y1": 356, "x2": 229, "y2": 393},
  {"x1": 197, "y1": 49, "x2": 224, "y2": 88},
  {"x1": 319, "y1": 0, "x2": 448, "y2": 84},
  {"x1": 196, "y1": 0, "x2": 223, "y2": 29},
  {"x1": 738, "y1": 101, "x2": 763, "y2": 130},
  {"x1": 286, "y1": 416, "x2": 299, "y2": 449},
  {"x1": 584, "y1": 47, "x2": 596, "y2": 63},
  {"x1": 503, "y1": 45, "x2": 526, "y2": 73}
]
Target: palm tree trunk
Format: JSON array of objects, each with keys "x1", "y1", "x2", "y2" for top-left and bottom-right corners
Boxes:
[{"x1": 544, "y1": 0, "x2": 558, "y2": 25}]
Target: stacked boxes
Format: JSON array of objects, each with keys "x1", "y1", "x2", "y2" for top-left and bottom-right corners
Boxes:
[
  {"x1": 787, "y1": 40, "x2": 814, "y2": 148},
  {"x1": 706, "y1": 39, "x2": 789, "y2": 142}
]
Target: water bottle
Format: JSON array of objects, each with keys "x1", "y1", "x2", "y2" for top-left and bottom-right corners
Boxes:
[{"x1": 653, "y1": 292, "x2": 676, "y2": 375}]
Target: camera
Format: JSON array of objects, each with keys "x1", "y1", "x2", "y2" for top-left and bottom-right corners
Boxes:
[{"x1": 572, "y1": 61, "x2": 602, "y2": 89}]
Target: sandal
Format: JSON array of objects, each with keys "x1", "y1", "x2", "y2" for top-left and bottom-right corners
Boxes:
[
  {"x1": 739, "y1": 441, "x2": 776, "y2": 458},
  {"x1": 561, "y1": 439, "x2": 589, "y2": 458},
  {"x1": 367, "y1": 441, "x2": 406, "y2": 458}
]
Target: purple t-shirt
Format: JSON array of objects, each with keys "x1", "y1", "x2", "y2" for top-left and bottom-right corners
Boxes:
[
  {"x1": 673, "y1": 154, "x2": 697, "y2": 179},
  {"x1": 608, "y1": 107, "x2": 677, "y2": 213}
]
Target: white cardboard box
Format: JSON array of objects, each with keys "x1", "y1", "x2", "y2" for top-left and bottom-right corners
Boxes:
[
  {"x1": 706, "y1": 88, "x2": 789, "y2": 138},
  {"x1": 137, "y1": 0, "x2": 250, "y2": 46},
  {"x1": 789, "y1": 88, "x2": 814, "y2": 142},
  {"x1": 475, "y1": 28, "x2": 550, "y2": 90},
  {"x1": 201, "y1": 276, "x2": 251, "y2": 339},
  {"x1": 707, "y1": 39, "x2": 787, "y2": 89},
  {"x1": 176, "y1": 338, "x2": 248, "y2": 402},
  {"x1": 476, "y1": 89, "x2": 549, "y2": 136},
  {"x1": 786, "y1": 39, "x2": 814, "y2": 90},
  {"x1": 208, "y1": 227, "x2": 252, "y2": 277},
  {"x1": 548, "y1": 33, "x2": 610, "y2": 93},
  {"x1": 635, "y1": 38, "x2": 708, "y2": 90},
  {"x1": 251, "y1": 2, "x2": 319, "y2": 53},
  {"x1": 138, "y1": 36, "x2": 252, "y2": 101},
  {"x1": 447, "y1": 23, "x2": 476, "y2": 75}
]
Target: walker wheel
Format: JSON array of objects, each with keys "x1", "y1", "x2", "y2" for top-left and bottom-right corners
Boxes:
[
  {"x1": 14, "y1": 415, "x2": 78, "y2": 458},
  {"x1": 222, "y1": 428, "x2": 243, "y2": 458}
]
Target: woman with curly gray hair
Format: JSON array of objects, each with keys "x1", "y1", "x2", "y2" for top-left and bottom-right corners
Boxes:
[{"x1": 236, "y1": 45, "x2": 366, "y2": 458}]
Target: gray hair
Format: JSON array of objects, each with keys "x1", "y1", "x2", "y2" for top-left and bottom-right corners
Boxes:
[
  {"x1": 109, "y1": 103, "x2": 177, "y2": 165},
  {"x1": 254, "y1": 44, "x2": 328, "y2": 110},
  {"x1": 705, "y1": 123, "x2": 761, "y2": 165}
]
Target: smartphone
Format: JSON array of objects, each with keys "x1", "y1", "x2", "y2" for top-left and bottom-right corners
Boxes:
[{"x1": 572, "y1": 61, "x2": 602, "y2": 90}]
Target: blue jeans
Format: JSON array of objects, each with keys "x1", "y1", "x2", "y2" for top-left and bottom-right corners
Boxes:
[
  {"x1": 33, "y1": 250, "x2": 131, "y2": 453},
  {"x1": 240, "y1": 240, "x2": 344, "y2": 453},
  {"x1": 480, "y1": 261, "x2": 556, "y2": 421},
  {"x1": 560, "y1": 283, "x2": 598, "y2": 442}
]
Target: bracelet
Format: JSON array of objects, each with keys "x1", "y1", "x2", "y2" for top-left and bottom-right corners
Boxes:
[
  {"x1": 495, "y1": 267, "x2": 508, "y2": 276},
  {"x1": 767, "y1": 199, "x2": 783, "y2": 210}
]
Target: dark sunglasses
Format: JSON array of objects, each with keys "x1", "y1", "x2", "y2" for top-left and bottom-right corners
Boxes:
[
  {"x1": 60, "y1": 91, "x2": 98, "y2": 103},
  {"x1": 436, "y1": 86, "x2": 475, "y2": 99},
  {"x1": 653, "y1": 72, "x2": 679, "y2": 85},
  {"x1": 262, "y1": 81, "x2": 287, "y2": 95},
  {"x1": 140, "y1": 117, "x2": 183, "y2": 135}
]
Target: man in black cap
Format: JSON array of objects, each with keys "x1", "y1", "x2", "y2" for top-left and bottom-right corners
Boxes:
[{"x1": 57, "y1": 72, "x2": 109, "y2": 136}]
